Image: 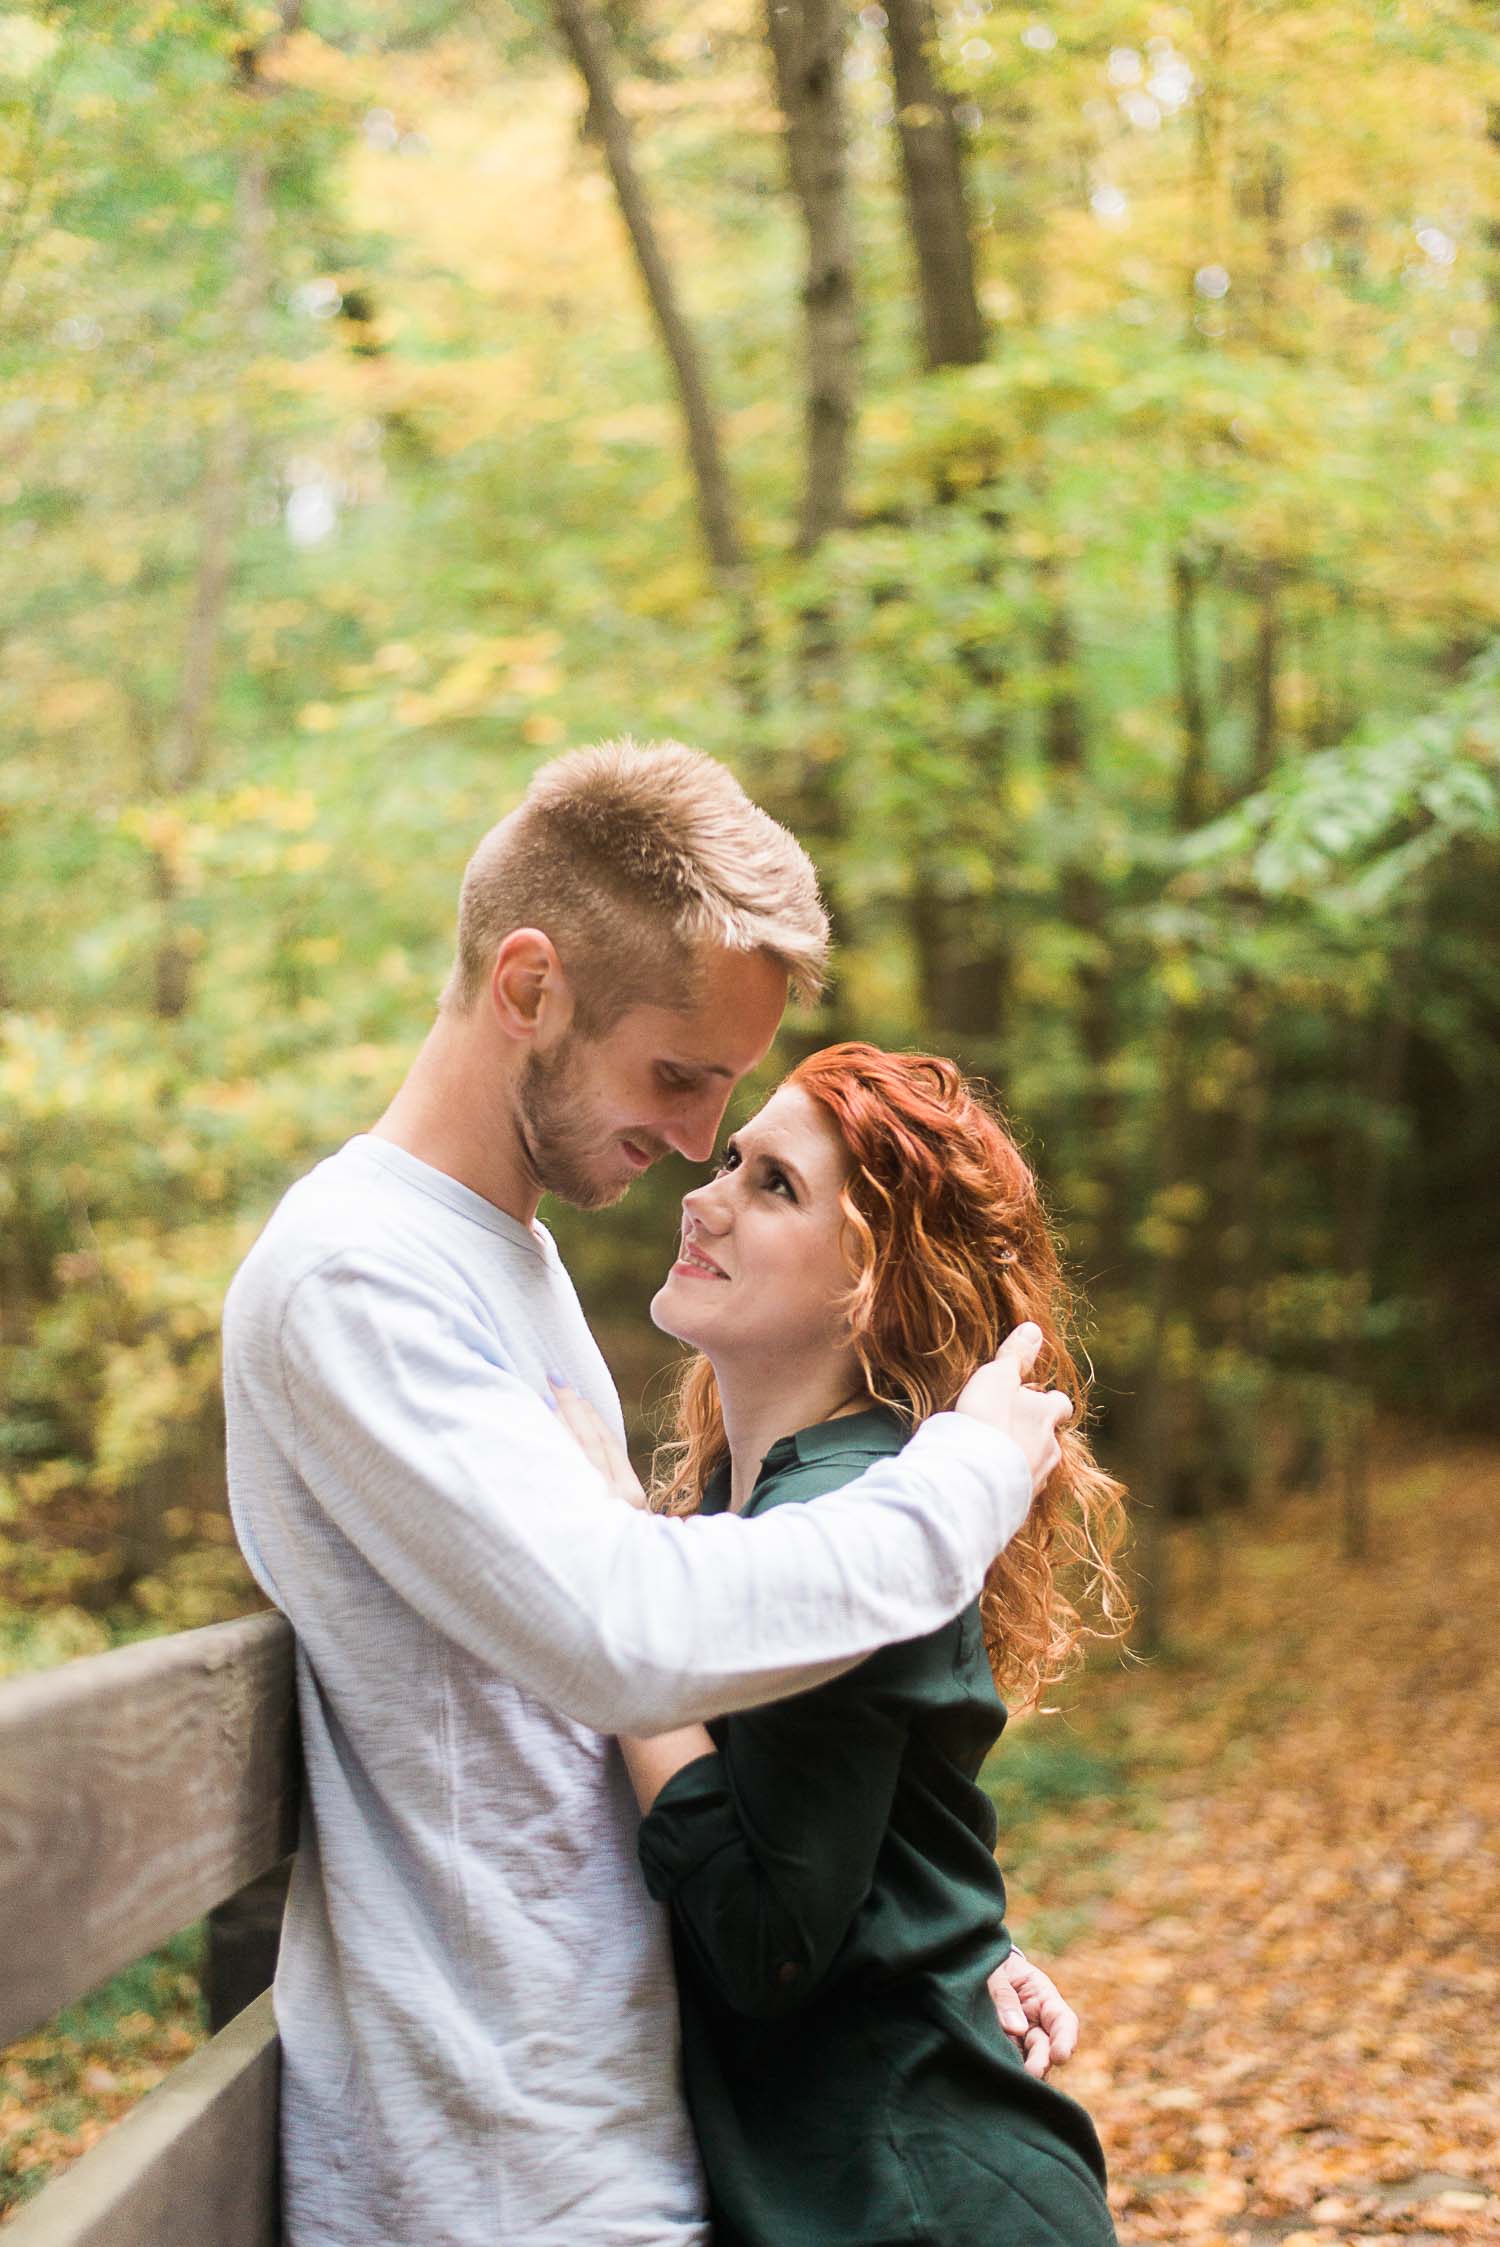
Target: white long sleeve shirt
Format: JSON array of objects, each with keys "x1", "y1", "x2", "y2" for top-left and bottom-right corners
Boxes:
[{"x1": 222, "y1": 1135, "x2": 1031, "y2": 2247}]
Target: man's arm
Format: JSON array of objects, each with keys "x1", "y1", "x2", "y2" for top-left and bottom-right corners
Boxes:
[{"x1": 240, "y1": 1249, "x2": 1052, "y2": 1735}]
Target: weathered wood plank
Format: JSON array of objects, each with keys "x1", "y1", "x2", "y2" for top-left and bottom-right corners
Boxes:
[
  {"x1": 0, "y1": 1613, "x2": 299, "y2": 2045},
  {"x1": 4, "y1": 1991, "x2": 280, "y2": 2247}
]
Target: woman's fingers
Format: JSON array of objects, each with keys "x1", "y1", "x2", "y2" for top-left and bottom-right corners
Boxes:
[
  {"x1": 548, "y1": 1379, "x2": 648, "y2": 1507},
  {"x1": 550, "y1": 1382, "x2": 609, "y2": 1473}
]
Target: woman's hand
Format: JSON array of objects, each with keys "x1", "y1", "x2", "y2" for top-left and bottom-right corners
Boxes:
[
  {"x1": 548, "y1": 1379, "x2": 649, "y2": 1508},
  {"x1": 987, "y1": 1946, "x2": 1080, "y2": 2079}
]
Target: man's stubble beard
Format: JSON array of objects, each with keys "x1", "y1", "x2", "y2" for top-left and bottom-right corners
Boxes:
[{"x1": 515, "y1": 1037, "x2": 635, "y2": 1213}]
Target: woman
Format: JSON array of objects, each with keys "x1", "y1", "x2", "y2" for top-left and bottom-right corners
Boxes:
[{"x1": 618, "y1": 1043, "x2": 1128, "y2": 2247}]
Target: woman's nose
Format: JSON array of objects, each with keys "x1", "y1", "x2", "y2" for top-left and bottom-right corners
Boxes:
[{"x1": 682, "y1": 1179, "x2": 728, "y2": 1233}]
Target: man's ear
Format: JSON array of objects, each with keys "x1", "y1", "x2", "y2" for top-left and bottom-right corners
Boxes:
[{"x1": 489, "y1": 928, "x2": 575, "y2": 1046}]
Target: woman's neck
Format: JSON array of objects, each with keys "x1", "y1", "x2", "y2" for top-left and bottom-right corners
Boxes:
[{"x1": 713, "y1": 1352, "x2": 871, "y2": 1513}]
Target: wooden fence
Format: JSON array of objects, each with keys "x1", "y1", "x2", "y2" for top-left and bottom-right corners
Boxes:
[{"x1": 0, "y1": 1613, "x2": 299, "y2": 2244}]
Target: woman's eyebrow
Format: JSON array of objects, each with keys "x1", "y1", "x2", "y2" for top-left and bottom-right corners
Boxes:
[{"x1": 732, "y1": 1135, "x2": 808, "y2": 1196}]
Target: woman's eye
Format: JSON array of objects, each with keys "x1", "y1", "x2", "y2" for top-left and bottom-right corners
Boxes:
[
  {"x1": 765, "y1": 1168, "x2": 794, "y2": 1199},
  {"x1": 715, "y1": 1148, "x2": 740, "y2": 1175}
]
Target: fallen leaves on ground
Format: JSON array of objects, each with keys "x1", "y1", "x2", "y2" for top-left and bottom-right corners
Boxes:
[
  {"x1": 1004, "y1": 1439, "x2": 1500, "y2": 2246},
  {"x1": 0, "y1": 1936, "x2": 205, "y2": 2223}
]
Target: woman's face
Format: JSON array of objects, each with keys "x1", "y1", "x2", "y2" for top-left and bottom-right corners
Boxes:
[{"x1": 650, "y1": 1083, "x2": 858, "y2": 1372}]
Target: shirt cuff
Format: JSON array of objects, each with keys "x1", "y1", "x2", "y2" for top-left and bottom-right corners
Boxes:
[{"x1": 636, "y1": 1751, "x2": 734, "y2": 1902}]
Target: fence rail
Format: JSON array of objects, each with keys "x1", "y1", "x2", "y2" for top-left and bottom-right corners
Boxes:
[
  {"x1": 0, "y1": 1612, "x2": 299, "y2": 2242},
  {"x1": 4, "y1": 1992, "x2": 280, "y2": 2247}
]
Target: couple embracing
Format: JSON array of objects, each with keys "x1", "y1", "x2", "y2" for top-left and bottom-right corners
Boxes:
[{"x1": 223, "y1": 739, "x2": 1127, "y2": 2246}]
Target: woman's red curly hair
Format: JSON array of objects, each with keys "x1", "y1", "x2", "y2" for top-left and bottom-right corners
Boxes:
[{"x1": 653, "y1": 1042, "x2": 1131, "y2": 1708}]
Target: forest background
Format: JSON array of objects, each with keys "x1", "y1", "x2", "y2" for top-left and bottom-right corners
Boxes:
[
  {"x1": 3, "y1": 0, "x2": 1498, "y2": 1663},
  {"x1": 2, "y1": 0, "x2": 1500, "y2": 2236}
]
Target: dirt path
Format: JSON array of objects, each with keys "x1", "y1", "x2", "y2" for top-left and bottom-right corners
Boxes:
[{"x1": 1013, "y1": 1441, "x2": 1500, "y2": 2246}]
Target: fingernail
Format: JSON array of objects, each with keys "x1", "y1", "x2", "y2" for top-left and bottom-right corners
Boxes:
[
  {"x1": 547, "y1": 1369, "x2": 566, "y2": 1387},
  {"x1": 542, "y1": 1389, "x2": 559, "y2": 1413}
]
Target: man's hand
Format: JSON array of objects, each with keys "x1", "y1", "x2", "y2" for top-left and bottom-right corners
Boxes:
[
  {"x1": 955, "y1": 1323, "x2": 1072, "y2": 1495},
  {"x1": 987, "y1": 1947, "x2": 1079, "y2": 2080},
  {"x1": 548, "y1": 1380, "x2": 649, "y2": 1508}
]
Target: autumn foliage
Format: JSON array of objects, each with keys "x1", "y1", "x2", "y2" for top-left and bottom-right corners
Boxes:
[
  {"x1": 1003, "y1": 1440, "x2": 1500, "y2": 2243},
  {"x1": 1, "y1": 0, "x2": 1498, "y2": 2227}
]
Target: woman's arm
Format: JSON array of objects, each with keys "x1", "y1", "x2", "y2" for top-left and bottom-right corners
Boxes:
[
  {"x1": 620, "y1": 1726, "x2": 716, "y2": 1810},
  {"x1": 635, "y1": 1625, "x2": 921, "y2": 2021}
]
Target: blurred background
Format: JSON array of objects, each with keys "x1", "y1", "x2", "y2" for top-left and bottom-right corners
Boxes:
[{"x1": 2, "y1": 1, "x2": 1498, "y2": 2237}]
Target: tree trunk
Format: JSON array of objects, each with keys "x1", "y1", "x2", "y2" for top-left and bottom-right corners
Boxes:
[
  {"x1": 882, "y1": 0, "x2": 986, "y2": 368},
  {"x1": 1483, "y1": 104, "x2": 1500, "y2": 375},
  {"x1": 0, "y1": 40, "x2": 67, "y2": 322},
  {"x1": 756, "y1": 0, "x2": 859, "y2": 981},
  {"x1": 766, "y1": 0, "x2": 857, "y2": 555},
  {"x1": 1037, "y1": 549, "x2": 1120, "y2": 1271},
  {"x1": 1188, "y1": 0, "x2": 1233, "y2": 331},
  {"x1": 1206, "y1": 552, "x2": 1281, "y2": 1500},
  {"x1": 1134, "y1": 551, "x2": 1217, "y2": 1648},
  {"x1": 151, "y1": 143, "x2": 270, "y2": 1020},
  {"x1": 880, "y1": 2, "x2": 1001, "y2": 1047},
  {"x1": 908, "y1": 870, "x2": 1011, "y2": 1050},
  {"x1": 1135, "y1": 1020, "x2": 1193, "y2": 1653},
  {"x1": 1334, "y1": 934, "x2": 1418, "y2": 1560},
  {"x1": 551, "y1": 0, "x2": 747, "y2": 588},
  {"x1": 905, "y1": 549, "x2": 1012, "y2": 1064}
]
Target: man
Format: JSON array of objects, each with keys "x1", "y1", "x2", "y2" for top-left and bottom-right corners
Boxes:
[{"x1": 224, "y1": 739, "x2": 1078, "y2": 2246}]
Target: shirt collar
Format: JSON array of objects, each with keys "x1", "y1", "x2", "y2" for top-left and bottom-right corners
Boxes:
[
  {"x1": 700, "y1": 1405, "x2": 909, "y2": 1515},
  {"x1": 768, "y1": 1404, "x2": 910, "y2": 1472}
]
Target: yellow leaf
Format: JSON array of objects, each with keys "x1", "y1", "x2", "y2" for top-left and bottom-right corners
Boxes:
[{"x1": 1160, "y1": 957, "x2": 1199, "y2": 1007}]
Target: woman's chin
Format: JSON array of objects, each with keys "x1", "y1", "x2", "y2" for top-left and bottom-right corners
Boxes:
[{"x1": 649, "y1": 1277, "x2": 699, "y2": 1344}]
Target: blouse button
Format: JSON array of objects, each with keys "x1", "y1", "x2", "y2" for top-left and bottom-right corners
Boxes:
[{"x1": 775, "y1": 1961, "x2": 801, "y2": 1986}]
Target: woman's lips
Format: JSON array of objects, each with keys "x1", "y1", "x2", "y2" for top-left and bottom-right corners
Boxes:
[{"x1": 673, "y1": 1245, "x2": 728, "y2": 1279}]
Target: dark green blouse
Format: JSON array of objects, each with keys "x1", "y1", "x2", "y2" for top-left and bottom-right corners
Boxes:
[{"x1": 637, "y1": 1409, "x2": 1117, "y2": 2247}]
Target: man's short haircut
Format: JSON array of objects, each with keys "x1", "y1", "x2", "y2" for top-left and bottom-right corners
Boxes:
[{"x1": 441, "y1": 738, "x2": 830, "y2": 1032}]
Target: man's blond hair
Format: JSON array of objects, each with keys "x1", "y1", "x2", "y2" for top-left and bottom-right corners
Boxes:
[{"x1": 442, "y1": 738, "x2": 829, "y2": 1030}]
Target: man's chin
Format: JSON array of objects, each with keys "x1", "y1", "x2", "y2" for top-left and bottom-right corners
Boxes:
[
  {"x1": 546, "y1": 1175, "x2": 633, "y2": 1213},
  {"x1": 538, "y1": 1157, "x2": 641, "y2": 1213}
]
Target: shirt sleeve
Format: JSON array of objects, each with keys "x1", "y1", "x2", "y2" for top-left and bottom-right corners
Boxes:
[
  {"x1": 635, "y1": 1628, "x2": 941, "y2": 2021},
  {"x1": 255, "y1": 1248, "x2": 1032, "y2": 1736}
]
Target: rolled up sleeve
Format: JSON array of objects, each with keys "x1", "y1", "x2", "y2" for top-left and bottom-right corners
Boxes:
[{"x1": 637, "y1": 1646, "x2": 922, "y2": 2019}]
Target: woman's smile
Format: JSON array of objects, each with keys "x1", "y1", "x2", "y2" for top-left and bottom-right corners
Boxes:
[{"x1": 674, "y1": 1236, "x2": 729, "y2": 1280}]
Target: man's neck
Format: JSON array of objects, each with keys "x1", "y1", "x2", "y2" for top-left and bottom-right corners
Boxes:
[
  {"x1": 714, "y1": 1354, "x2": 871, "y2": 1513},
  {"x1": 371, "y1": 1015, "x2": 543, "y2": 1229}
]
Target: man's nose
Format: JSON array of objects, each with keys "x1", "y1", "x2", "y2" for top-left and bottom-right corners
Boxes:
[{"x1": 664, "y1": 1087, "x2": 732, "y2": 1165}]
